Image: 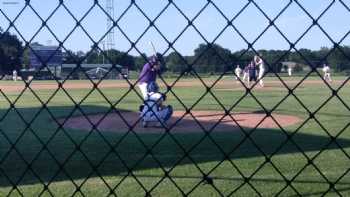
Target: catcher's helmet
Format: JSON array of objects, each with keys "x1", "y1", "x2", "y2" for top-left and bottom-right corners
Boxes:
[{"x1": 147, "y1": 81, "x2": 159, "y2": 93}]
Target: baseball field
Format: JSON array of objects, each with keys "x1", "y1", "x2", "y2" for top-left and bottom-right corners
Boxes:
[{"x1": 0, "y1": 75, "x2": 349, "y2": 196}]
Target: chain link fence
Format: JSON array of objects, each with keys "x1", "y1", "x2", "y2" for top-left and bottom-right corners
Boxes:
[{"x1": 1, "y1": 0, "x2": 350, "y2": 196}]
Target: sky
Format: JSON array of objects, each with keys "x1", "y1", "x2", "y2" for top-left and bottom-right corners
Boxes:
[{"x1": 0, "y1": 0, "x2": 350, "y2": 56}]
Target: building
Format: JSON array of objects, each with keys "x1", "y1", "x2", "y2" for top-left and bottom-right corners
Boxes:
[
  {"x1": 61, "y1": 64, "x2": 127, "y2": 80},
  {"x1": 29, "y1": 44, "x2": 63, "y2": 78}
]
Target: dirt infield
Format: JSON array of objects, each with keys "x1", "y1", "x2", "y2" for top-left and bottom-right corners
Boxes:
[
  {"x1": 0, "y1": 79, "x2": 342, "y2": 92},
  {"x1": 62, "y1": 111, "x2": 301, "y2": 133}
]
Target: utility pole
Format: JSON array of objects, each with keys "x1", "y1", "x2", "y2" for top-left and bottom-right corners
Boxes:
[
  {"x1": 102, "y1": 41, "x2": 105, "y2": 64},
  {"x1": 106, "y1": 0, "x2": 115, "y2": 52}
]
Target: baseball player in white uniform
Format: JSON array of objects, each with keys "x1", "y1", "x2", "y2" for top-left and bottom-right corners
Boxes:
[
  {"x1": 242, "y1": 65, "x2": 249, "y2": 85},
  {"x1": 234, "y1": 65, "x2": 242, "y2": 82},
  {"x1": 254, "y1": 55, "x2": 265, "y2": 87},
  {"x1": 322, "y1": 64, "x2": 332, "y2": 82},
  {"x1": 12, "y1": 70, "x2": 17, "y2": 81},
  {"x1": 288, "y1": 67, "x2": 292, "y2": 76}
]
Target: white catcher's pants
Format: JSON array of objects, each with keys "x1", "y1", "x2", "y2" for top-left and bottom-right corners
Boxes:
[
  {"x1": 138, "y1": 82, "x2": 148, "y2": 100},
  {"x1": 242, "y1": 72, "x2": 248, "y2": 83},
  {"x1": 258, "y1": 69, "x2": 265, "y2": 86}
]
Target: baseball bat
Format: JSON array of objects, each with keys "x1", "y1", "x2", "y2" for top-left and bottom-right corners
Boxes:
[{"x1": 149, "y1": 41, "x2": 157, "y2": 56}]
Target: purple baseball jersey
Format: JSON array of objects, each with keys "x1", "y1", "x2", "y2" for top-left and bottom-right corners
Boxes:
[{"x1": 138, "y1": 62, "x2": 157, "y2": 83}]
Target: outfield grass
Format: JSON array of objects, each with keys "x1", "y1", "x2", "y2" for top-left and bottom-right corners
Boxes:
[{"x1": 0, "y1": 76, "x2": 350, "y2": 196}]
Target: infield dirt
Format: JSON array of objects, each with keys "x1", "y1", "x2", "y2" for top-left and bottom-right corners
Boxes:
[{"x1": 62, "y1": 110, "x2": 301, "y2": 133}]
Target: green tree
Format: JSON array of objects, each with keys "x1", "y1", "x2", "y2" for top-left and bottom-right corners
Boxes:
[
  {"x1": 106, "y1": 49, "x2": 135, "y2": 69},
  {"x1": 22, "y1": 47, "x2": 30, "y2": 68},
  {"x1": 134, "y1": 53, "x2": 147, "y2": 71},
  {"x1": 166, "y1": 52, "x2": 188, "y2": 73},
  {"x1": 63, "y1": 50, "x2": 81, "y2": 64},
  {"x1": 193, "y1": 43, "x2": 232, "y2": 73},
  {"x1": 0, "y1": 30, "x2": 23, "y2": 73},
  {"x1": 87, "y1": 52, "x2": 99, "y2": 64},
  {"x1": 261, "y1": 50, "x2": 288, "y2": 72},
  {"x1": 327, "y1": 46, "x2": 350, "y2": 71}
]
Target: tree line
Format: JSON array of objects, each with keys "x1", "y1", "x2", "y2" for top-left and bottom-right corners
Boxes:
[
  {"x1": 166, "y1": 44, "x2": 350, "y2": 73},
  {"x1": 0, "y1": 28, "x2": 23, "y2": 74},
  {"x1": 1, "y1": 29, "x2": 350, "y2": 74}
]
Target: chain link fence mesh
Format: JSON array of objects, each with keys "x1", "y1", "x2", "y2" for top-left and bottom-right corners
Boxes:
[{"x1": 0, "y1": 0, "x2": 350, "y2": 196}]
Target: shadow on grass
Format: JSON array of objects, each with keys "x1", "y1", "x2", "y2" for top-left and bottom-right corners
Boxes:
[{"x1": 0, "y1": 105, "x2": 350, "y2": 189}]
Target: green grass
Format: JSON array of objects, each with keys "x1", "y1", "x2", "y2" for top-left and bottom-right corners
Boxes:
[{"x1": 1, "y1": 76, "x2": 350, "y2": 196}]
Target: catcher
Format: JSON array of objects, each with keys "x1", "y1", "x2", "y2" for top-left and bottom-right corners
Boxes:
[{"x1": 139, "y1": 82, "x2": 173, "y2": 127}]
